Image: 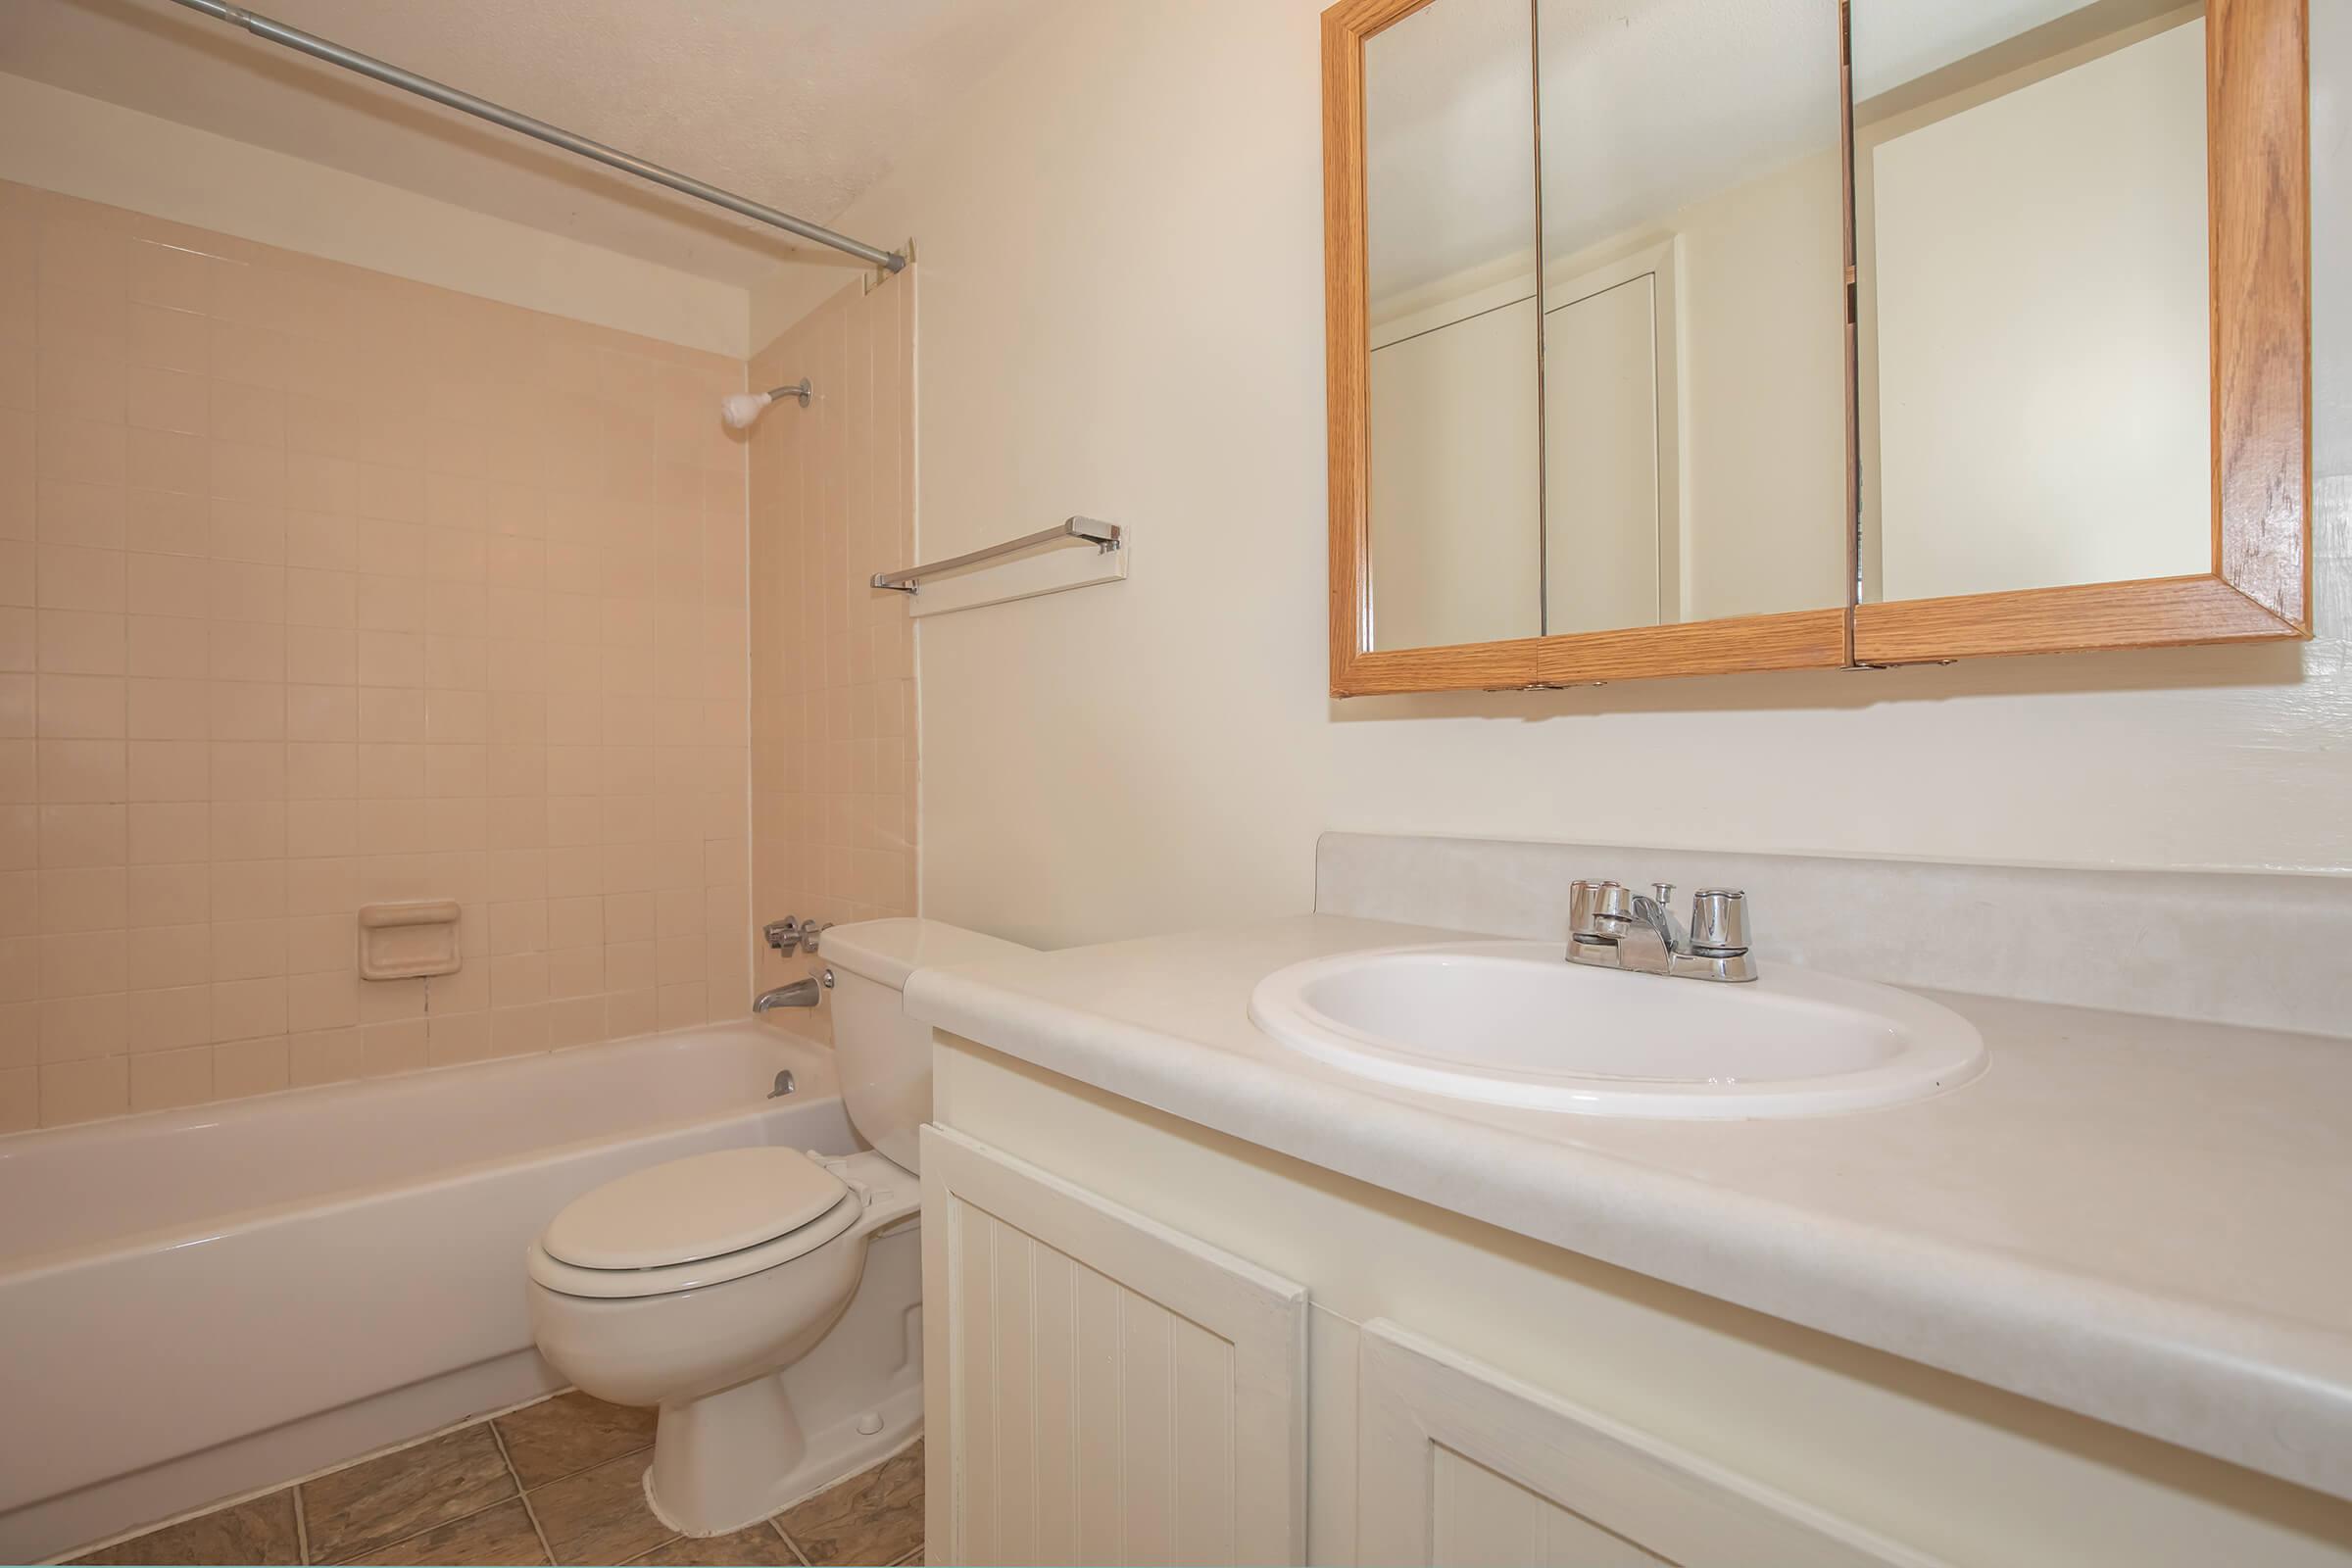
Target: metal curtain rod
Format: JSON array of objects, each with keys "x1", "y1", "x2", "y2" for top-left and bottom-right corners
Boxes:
[
  {"x1": 163, "y1": 0, "x2": 907, "y2": 273},
  {"x1": 873, "y1": 517, "x2": 1122, "y2": 594}
]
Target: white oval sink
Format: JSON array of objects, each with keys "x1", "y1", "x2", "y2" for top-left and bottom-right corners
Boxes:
[{"x1": 1247, "y1": 942, "x2": 1984, "y2": 1119}]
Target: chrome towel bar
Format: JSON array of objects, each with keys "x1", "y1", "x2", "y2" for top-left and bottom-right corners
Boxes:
[{"x1": 872, "y1": 516, "x2": 1121, "y2": 594}]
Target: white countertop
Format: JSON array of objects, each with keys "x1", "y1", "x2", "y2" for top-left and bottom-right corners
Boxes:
[{"x1": 904, "y1": 913, "x2": 2352, "y2": 1504}]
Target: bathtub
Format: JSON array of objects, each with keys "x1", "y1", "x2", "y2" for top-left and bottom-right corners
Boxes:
[{"x1": 0, "y1": 1023, "x2": 926, "y2": 1564}]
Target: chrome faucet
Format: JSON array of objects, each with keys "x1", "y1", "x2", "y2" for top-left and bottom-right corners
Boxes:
[
  {"x1": 1568, "y1": 880, "x2": 1756, "y2": 982},
  {"x1": 753, "y1": 979, "x2": 821, "y2": 1013}
]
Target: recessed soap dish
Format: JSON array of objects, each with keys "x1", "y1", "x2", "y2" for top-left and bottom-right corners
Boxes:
[{"x1": 358, "y1": 900, "x2": 462, "y2": 981}]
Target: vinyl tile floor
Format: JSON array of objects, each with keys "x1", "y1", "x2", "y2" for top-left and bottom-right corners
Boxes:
[{"x1": 62, "y1": 1393, "x2": 923, "y2": 1567}]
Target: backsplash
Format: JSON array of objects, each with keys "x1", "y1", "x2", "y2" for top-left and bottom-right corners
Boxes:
[
  {"x1": 0, "y1": 179, "x2": 754, "y2": 1129},
  {"x1": 1317, "y1": 832, "x2": 2352, "y2": 1038}
]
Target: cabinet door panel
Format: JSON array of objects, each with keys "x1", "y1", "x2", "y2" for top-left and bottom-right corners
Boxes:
[
  {"x1": 1357, "y1": 1319, "x2": 1944, "y2": 1568},
  {"x1": 920, "y1": 1124, "x2": 1308, "y2": 1567}
]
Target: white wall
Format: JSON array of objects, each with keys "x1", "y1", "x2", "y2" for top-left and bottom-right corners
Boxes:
[
  {"x1": 0, "y1": 74, "x2": 748, "y2": 357},
  {"x1": 752, "y1": 0, "x2": 2351, "y2": 951}
]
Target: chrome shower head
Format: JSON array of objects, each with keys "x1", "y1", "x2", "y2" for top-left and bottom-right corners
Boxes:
[{"x1": 720, "y1": 377, "x2": 812, "y2": 430}]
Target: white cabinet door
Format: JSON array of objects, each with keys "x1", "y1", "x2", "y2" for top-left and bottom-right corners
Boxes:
[
  {"x1": 1356, "y1": 1319, "x2": 1945, "y2": 1568},
  {"x1": 920, "y1": 1124, "x2": 1309, "y2": 1567}
]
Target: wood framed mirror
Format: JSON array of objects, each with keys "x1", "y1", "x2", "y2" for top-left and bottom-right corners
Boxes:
[
  {"x1": 1848, "y1": 0, "x2": 2309, "y2": 664},
  {"x1": 1320, "y1": 0, "x2": 2310, "y2": 697}
]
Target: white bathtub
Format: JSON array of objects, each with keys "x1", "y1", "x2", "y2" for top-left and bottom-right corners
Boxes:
[{"x1": 0, "y1": 1023, "x2": 925, "y2": 1564}]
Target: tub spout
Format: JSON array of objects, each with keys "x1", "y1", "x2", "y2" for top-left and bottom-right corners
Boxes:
[{"x1": 754, "y1": 979, "x2": 820, "y2": 1013}]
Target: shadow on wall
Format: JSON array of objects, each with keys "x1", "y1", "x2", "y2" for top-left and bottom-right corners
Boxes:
[{"x1": 1331, "y1": 637, "x2": 2322, "y2": 724}]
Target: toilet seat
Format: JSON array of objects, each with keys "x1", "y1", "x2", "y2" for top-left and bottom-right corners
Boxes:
[{"x1": 528, "y1": 1147, "x2": 863, "y2": 1300}]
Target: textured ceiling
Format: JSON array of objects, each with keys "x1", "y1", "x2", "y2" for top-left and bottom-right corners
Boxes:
[{"x1": 0, "y1": 0, "x2": 1063, "y2": 286}]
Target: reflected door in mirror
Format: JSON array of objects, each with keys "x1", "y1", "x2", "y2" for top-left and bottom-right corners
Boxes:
[{"x1": 1363, "y1": 0, "x2": 1542, "y2": 651}]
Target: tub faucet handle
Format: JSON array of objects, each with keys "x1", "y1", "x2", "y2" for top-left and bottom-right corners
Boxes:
[{"x1": 763, "y1": 916, "x2": 831, "y2": 955}]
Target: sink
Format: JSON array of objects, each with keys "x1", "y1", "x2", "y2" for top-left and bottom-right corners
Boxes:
[{"x1": 1247, "y1": 942, "x2": 1984, "y2": 1119}]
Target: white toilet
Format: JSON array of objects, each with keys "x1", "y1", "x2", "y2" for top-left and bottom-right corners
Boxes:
[{"x1": 525, "y1": 918, "x2": 1032, "y2": 1536}]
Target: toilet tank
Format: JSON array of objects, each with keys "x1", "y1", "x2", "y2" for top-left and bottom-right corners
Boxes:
[{"x1": 820, "y1": 919, "x2": 1037, "y2": 1172}]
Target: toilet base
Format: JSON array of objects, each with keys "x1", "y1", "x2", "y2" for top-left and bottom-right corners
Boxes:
[
  {"x1": 640, "y1": 1373, "x2": 923, "y2": 1539},
  {"x1": 646, "y1": 1374, "x2": 810, "y2": 1537}
]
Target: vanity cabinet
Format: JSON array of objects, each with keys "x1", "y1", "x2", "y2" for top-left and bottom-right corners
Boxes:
[
  {"x1": 1353, "y1": 1319, "x2": 1927, "y2": 1566},
  {"x1": 923, "y1": 1035, "x2": 2352, "y2": 1568},
  {"x1": 918, "y1": 1126, "x2": 1308, "y2": 1565},
  {"x1": 924, "y1": 1119, "x2": 1920, "y2": 1567}
]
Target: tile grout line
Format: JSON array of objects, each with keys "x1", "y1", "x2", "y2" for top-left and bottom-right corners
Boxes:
[
  {"x1": 319, "y1": 1494, "x2": 515, "y2": 1567},
  {"x1": 766, "y1": 1514, "x2": 811, "y2": 1566},
  {"x1": 318, "y1": 1429, "x2": 534, "y2": 1566},
  {"x1": 292, "y1": 1483, "x2": 313, "y2": 1567},
  {"x1": 486, "y1": 1419, "x2": 561, "y2": 1568}
]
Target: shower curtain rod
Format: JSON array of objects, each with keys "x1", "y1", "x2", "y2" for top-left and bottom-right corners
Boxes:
[{"x1": 163, "y1": 0, "x2": 907, "y2": 273}]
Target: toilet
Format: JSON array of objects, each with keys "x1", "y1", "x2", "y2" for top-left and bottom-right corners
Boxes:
[{"x1": 525, "y1": 918, "x2": 1032, "y2": 1536}]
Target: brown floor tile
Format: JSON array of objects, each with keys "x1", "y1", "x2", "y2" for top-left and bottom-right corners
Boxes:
[
  {"x1": 345, "y1": 1499, "x2": 549, "y2": 1566},
  {"x1": 623, "y1": 1522, "x2": 801, "y2": 1566},
  {"x1": 527, "y1": 1451, "x2": 675, "y2": 1566},
  {"x1": 495, "y1": 1393, "x2": 659, "y2": 1489},
  {"x1": 69, "y1": 1490, "x2": 302, "y2": 1565},
  {"x1": 303, "y1": 1424, "x2": 517, "y2": 1563},
  {"x1": 775, "y1": 1445, "x2": 922, "y2": 1568}
]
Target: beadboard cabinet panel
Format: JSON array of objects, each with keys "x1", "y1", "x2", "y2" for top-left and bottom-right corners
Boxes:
[
  {"x1": 919, "y1": 1124, "x2": 1308, "y2": 1566},
  {"x1": 1357, "y1": 1318, "x2": 1940, "y2": 1567}
]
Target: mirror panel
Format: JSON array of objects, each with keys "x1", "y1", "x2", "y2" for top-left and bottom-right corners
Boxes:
[
  {"x1": 1362, "y1": 0, "x2": 1542, "y2": 651},
  {"x1": 1536, "y1": 0, "x2": 1849, "y2": 635},
  {"x1": 1325, "y1": 0, "x2": 2305, "y2": 695},
  {"x1": 1854, "y1": 1, "x2": 2214, "y2": 603}
]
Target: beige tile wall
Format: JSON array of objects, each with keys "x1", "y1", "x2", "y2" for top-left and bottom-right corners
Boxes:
[
  {"x1": 0, "y1": 179, "x2": 754, "y2": 1130},
  {"x1": 748, "y1": 273, "x2": 918, "y2": 1044}
]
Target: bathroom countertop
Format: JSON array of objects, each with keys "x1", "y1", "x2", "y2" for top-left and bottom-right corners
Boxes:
[{"x1": 903, "y1": 913, "x2": 2352, "y2": 1504}]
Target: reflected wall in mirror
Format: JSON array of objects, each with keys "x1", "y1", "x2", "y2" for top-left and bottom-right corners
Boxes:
[
  {"x1": 1849, "y1": 0, "x2": 2311, "y2": 664},
  {"x1": 1362, "y1": 0, "x2": 1540, "y2": 651},
  {"x1": 1536, "y1": 0, "x2": 1849, "y2": 635},
  {"x1": 1855, "y1": 0, "x2": 2212, "y2": 604}
]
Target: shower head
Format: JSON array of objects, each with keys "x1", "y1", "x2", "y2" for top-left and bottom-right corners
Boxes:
[{"x1": 721, "y1": 378, "x2": 813, "y2": 430}]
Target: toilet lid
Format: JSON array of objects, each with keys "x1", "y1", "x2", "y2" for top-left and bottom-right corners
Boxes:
[{"x1": 541, "y1": 1147, "x2": 850, "y2": 1271}]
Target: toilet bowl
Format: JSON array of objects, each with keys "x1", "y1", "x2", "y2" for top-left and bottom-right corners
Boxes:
[{"x1": 524, "y1": 918, "x2": 1034, "y2": 1536}]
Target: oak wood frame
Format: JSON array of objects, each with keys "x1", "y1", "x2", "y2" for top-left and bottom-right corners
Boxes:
[
  {"x1": 1322, "y1": 0, "x2": 2311, "y2": 694},
  {"x1": 1853, "y1": 0, "x2": 2312, "y2": 664}
]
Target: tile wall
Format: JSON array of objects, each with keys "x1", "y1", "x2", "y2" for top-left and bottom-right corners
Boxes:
[
  {"x1": 748, "y1": 273, "x2": 918, "y2": 1044},
  {"x1": 0, "y1": 179, "x2": 754, "y2": 1129}
]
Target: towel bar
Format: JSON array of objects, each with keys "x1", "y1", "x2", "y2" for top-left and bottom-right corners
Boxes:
[{"x1": 872, "y1": 516, "x2": 1120, "y2": 594}]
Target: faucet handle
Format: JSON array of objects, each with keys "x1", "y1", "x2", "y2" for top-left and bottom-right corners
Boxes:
[
  {"x1": 1689, "y1": 889, "x2": 1750, "y2": 956},
  {"x1": 762, "y1": 916, "x2": 801, "y2": 952},
  {"x1": 1568, "y1": 879, "x2": 1628, "y2": 939}
]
